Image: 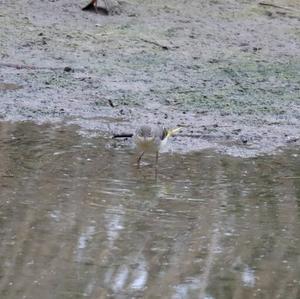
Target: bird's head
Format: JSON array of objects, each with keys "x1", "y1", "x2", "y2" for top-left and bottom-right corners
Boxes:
[{"x1": 166, "y1": 127, "x2": 181, "y2": 138}]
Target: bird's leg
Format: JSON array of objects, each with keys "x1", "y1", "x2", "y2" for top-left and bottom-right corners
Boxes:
[
  {"x1": 154, "y1": 151, "x2": 159, "y2": 179},
  {"x1": 94, "y1": 0, "x2": 98, "y2": 13},
  {"x1": 103, "y1": 0, "x2": 110, "y2": 13},
  {"x1": 137, "y1": 152, "x2": 144, "y2": 168}
]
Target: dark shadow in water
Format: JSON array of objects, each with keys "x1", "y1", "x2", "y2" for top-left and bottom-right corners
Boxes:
[{"x1": 0, "y1": 122, "x2": 299, "y2": 299}]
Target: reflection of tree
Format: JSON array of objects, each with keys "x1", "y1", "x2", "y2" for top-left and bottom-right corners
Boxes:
[
  {"x1": 206, "y1": 154, "x2": 300, "y2": 299},
  {"x1": 0, "y1": 122, "x2": 299, "y2": 298}
]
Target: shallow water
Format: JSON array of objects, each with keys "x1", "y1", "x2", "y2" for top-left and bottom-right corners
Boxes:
[{"x1": 0, "y1": 122, "x2": 299, "y2": 299}]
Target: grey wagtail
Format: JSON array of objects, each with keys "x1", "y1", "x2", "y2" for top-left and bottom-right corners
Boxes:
[{"x1": 134, "y1": 125, "x2": 181, "y2": 167}]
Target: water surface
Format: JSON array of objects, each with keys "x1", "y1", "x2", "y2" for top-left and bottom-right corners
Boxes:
[{"x1": 0, "y1": 122, "x2": 299, "y2": 299}]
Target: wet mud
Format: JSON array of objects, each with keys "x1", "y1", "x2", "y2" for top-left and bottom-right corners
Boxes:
[{"x1": 0, "y1": 0, "x2": 299, "y2": 156}]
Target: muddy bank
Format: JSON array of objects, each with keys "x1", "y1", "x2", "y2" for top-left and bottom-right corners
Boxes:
[{"x1": 0, "y1": 0, "x2": 299, "y2": 156}]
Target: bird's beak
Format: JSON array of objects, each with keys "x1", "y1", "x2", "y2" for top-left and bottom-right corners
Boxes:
[{"x1": 167, "y1": 127, "x2": 181, "y2": 138}]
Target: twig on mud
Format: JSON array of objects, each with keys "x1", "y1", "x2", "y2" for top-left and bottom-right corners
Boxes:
[
  {"x1": 112, "y1": 133, "x2": 133, "y2": 138},
  {"x1": 139, "y1": 38, "x2": 169, "y2": 50},
  {"x1": 174, "y1": 89, "x2": 203, "y2": 94},
  {"x1": 178, "y1": 134, "x2": 203, "y2": 138},
  {"x1": 277, "y1": 176, "x2": 300, "y2": 179},
  {"x1": 108, "y1": 99, "x2": 115, "y2": 107},
  {"x1": 150, "y1": 88, "x2": 203, "y2": 95},
  {"x1": 258, "y1": 2, "x2": 300, "y2": 13},
  {"x1": 0, "y1": 63, "x2": 84, "y2": 72}
]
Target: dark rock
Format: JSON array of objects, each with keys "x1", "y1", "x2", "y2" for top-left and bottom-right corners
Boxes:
[
  {"x1": 241, "y1": 136, "x2": 248, "y2": 144},
  {"x1": 64, "y1": 66, "x2": 72, "y2": 72}
]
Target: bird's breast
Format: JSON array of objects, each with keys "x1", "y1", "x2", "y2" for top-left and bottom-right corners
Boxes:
[{"x1": 135, "y1": 136, "x2": 160, "y2": 152}]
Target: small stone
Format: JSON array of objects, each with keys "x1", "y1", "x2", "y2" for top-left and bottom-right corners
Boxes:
[
  {"x1": 64, "y1": 66, "x2": 72, "y2": 72},
  {"x1": 241, "y1": 136, "x2": 248, "y2": 144}
]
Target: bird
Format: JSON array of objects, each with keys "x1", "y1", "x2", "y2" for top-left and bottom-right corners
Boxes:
[
  {"x1": 82, "y1": 0, "x2": 101, "y2": 13},
  {"x1": 134, "y1": 125, "x2": 181, "y2": 168}
]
